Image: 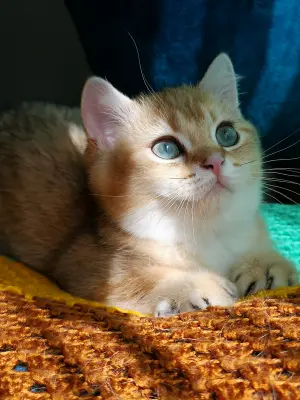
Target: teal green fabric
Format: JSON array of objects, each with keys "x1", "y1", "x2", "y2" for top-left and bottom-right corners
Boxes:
[{"x1": 262, "y1": 204, "x2": 300, "y2": 276}]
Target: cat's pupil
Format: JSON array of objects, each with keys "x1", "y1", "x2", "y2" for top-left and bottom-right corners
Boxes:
[
  {"x1": 216, "y1": 125, "x2": 239, "y2": 147},
  {"x1": 164, "y1": 143, "x2": 172, "y2": 153},
  {"x1": 152, "y1": 140, "x2": 181, "y2": 160}
]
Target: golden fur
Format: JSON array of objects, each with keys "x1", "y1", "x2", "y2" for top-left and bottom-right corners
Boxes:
[{"x1": 0, "y1": 54, "x2": 297, "y2": 316}]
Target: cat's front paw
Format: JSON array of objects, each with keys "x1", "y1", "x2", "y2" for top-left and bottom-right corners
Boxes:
[
  {"x1": 154, "y1": 272, "x2": 237, "y2": 317},
  {"x1": 230, "y1": 253, "x2": 298, "y2": 297}
]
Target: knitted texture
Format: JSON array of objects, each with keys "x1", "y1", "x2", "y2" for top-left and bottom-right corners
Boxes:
[
  {"x1": 0, "y1": 286, "x2": 300, "y2": 399},
  {"x1": 0, "y1": 203, "x2": 299, "y2": 399},
  {"x1": 262, "y1": 204, "x2": 300, "y2": 271}
]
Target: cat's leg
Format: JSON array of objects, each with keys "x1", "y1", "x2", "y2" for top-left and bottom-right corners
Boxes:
[
  {"x1": 229, "y1": 251, "x2": 298, "y2": 297},
  {"x1": 107, "y1": 264, "x2": 237, "y2": 317}
]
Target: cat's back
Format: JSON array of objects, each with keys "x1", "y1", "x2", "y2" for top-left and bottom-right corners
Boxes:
[{"x1": 0, "y1": 102, "x2": 89, "y2": 270}]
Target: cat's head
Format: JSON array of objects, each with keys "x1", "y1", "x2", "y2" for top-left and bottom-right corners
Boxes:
[{"x1": 81, "y1": 54, "x2": 262, "y2": 237}]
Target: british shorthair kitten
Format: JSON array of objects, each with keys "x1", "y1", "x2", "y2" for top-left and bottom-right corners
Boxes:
[{"x1": 0, "y1": 54, "x2": 297, "y2": 316}]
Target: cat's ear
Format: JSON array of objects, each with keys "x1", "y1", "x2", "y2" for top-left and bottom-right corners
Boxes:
[
  {"x1": 81, "y1": 77, "x2": 134, "y2": 150},
  {"x1": 199, "y1": 53, "x2": 239, "y2": 108}
]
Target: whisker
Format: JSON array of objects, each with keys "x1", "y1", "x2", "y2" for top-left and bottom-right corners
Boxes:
[
  {"x1": 262, "y1": 177, "x2": 300, "y2": 187},
  {"x1": 127, "y1": 32, "x2": 154, "y2": 95},
  {"x1": 261, "y1": 190, "x2": 284, "y2": 204},
  {"x1": 262, "y1": 134, "x2": 300, "y2": 160},
  {"x1": 239, "y1": 160, "x2": 257, "y2": 166},
  {"x1": 127, "y1": 31, "x2": 170, "y2": 120},
  {"x1": 242, "y1": 155, "x2": 300, "y2": 167},
  {"x1": 262, "y1": 167, "x2": 300, "y2": 173},
  {"x1": 159, "y1": 193, "x2": 181, "y2": 213},
  {"x1": 249, "y1": 175, "x2": 300, "y2": 190},
  {"x1": 263, "y1": 128, "x2": 300, "y2": 155},
  {"x1": 155, "y1": 195, "x2": 180, "y2": 227},
  {"x1": 191, "y1": 192, "x2": 196, "y2": 249},
  {"x1": 183, "y1": 199, "x2": 189, "y2": 253},
  {"x1": 173, "y1": 196, "x2": 184, "y2": 219},
  {"x1": 263, "y1": 173, "x2": 300, "y2": 180},
  {"x1": 261, "y1": 156, "x2": 300, "y2": 164},
  {"x1": 262, "y1": 183, "x2": 299, "y2": 204},
  {"x1": 175, "y1": 195, "x2": 188, "y2": 220},
  {"x1": 89, "y1": 194, "x2": 128, "y2": 198},
  {"x1": 262, "y1": 171, "x2": 300, "y2": 179}
]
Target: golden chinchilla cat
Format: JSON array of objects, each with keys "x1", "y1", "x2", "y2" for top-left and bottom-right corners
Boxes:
[{"x1": 0, "y1": 54, "x2": 297, "y2": 316}]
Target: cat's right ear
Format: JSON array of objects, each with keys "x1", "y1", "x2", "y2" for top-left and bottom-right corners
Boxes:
[
  {"x1": 199, "y1": 53, "x2": 239, "y2": 108},
  {"x1": 81, "y1": 77, "x2": 134, "y2": 150}
]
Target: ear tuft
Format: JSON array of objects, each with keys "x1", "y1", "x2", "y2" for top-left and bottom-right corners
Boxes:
[
  {"x1": 81, "y1": 77, "x2": 133, "y2": 150},
  {"x1": 200, "y1": 53, "x2": 239, "y2": 108}
]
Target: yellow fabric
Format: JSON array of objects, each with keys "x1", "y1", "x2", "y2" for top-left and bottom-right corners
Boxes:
[
  {"x1": 0, "y1": 256, "x2": 144, "y2": 317},
  {"x1": 0, "y1": 255, "x2": 299, "y2": 317}
]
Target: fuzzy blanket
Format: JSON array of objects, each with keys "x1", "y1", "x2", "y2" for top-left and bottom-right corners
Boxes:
[
  {"x1": 262, "y1": 204, "x2": 300, "y2": 269},
  {"x1": 0, "y1": 204, "x2": 299, "y2": 399},
  {"x1": 0, "y1": 257, "x2": 299, "y2": 399}
]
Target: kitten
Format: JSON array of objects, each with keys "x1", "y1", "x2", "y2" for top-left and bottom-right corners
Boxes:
[{"x1": 0, "y1": 54, "x2": 297, "y2": 316}]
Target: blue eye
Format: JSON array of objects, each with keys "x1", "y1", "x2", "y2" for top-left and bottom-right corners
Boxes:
[
  {"x1": 152, "y1": 140, "x2": 182, "y2": 160},
  {"x1": 216, "y1": 125, "x2": 239, "y2": 147}
]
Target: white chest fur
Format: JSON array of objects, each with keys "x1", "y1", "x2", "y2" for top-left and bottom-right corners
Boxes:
[
  {"x1": 187, "y1": 220, "x2": 257, "y2": 275},
  {"x1": 121, "y1": 193, "x2": 261, "y2": 277}
]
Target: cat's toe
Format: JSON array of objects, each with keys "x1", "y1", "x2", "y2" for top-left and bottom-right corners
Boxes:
[
  {"x1": 154, "y1": 273, "x2": 238, "y2": 317},
  {"x1": 233, "y1": 261, "x2": 298, "y2": 297},
  {"x1": 288, "y1": 270, "x2": 299, "y2": 286},
  {"x1": 180, "y1": 296, "x2": 211, "y2": 312},
  {"x1": 154, "y1": 299, "x2": 179, "y2": 318},
  {"x1": 243, "y1": 280, "x2": 259, "y2": 296},
  {"x1": 268, "y1": 264, "x2": 298, "y2": 288},
  {"x1": 191, "y1": 297, "x2": 210, "y2": 309},
  {"x1": 234, "y1": 269, "x2": 270, "y2": 296},
  {"x1": 218, "y1": 279, "x2": 238, "y2": 300},
  {"x1": 186, "y1": 281, "x2": 237, "y2": 311}
]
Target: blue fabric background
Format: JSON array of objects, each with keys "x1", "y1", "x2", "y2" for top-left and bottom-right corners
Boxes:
[
  {"x1": 152, "y1": 0, "x2": 300, "y2": 146},
  {"x1": 66, "y1": 0, "x2": 300, "y2": 196}
]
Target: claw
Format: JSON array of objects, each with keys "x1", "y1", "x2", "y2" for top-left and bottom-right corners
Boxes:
[{"x1": 244, "y1": 281, "x2": 257, "y2": 296}]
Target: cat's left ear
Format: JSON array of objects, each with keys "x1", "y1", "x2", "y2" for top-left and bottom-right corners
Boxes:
[
  {"x1": 81, "y1": 77, "x2": 134, "y2": 150},
  {"x1": 199, "y1": 53, "x2": 239, "y2": 108}
]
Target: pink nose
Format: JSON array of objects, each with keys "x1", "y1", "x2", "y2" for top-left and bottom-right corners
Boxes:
[{"x1": 203, "y1": 154, "x2": 224, "y2": 177}]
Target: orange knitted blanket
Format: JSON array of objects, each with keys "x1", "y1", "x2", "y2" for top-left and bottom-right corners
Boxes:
[{"x1": 0, "y1": 257, "x2": 299, "y2": 399}]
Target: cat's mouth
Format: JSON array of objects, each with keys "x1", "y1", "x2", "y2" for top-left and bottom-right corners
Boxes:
[
  {"x1": 205, "y1": 182, "x2": 224, "y2": 196},
  {"x1": 157, "y1": 174, "x2": 232, "y2": 203},
  {"x1": 216, "y1": 179, "x2": 229, "y2": 190},
  {"x1": 204, "y1": 177, "x2": 232, "y2": 197}
]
